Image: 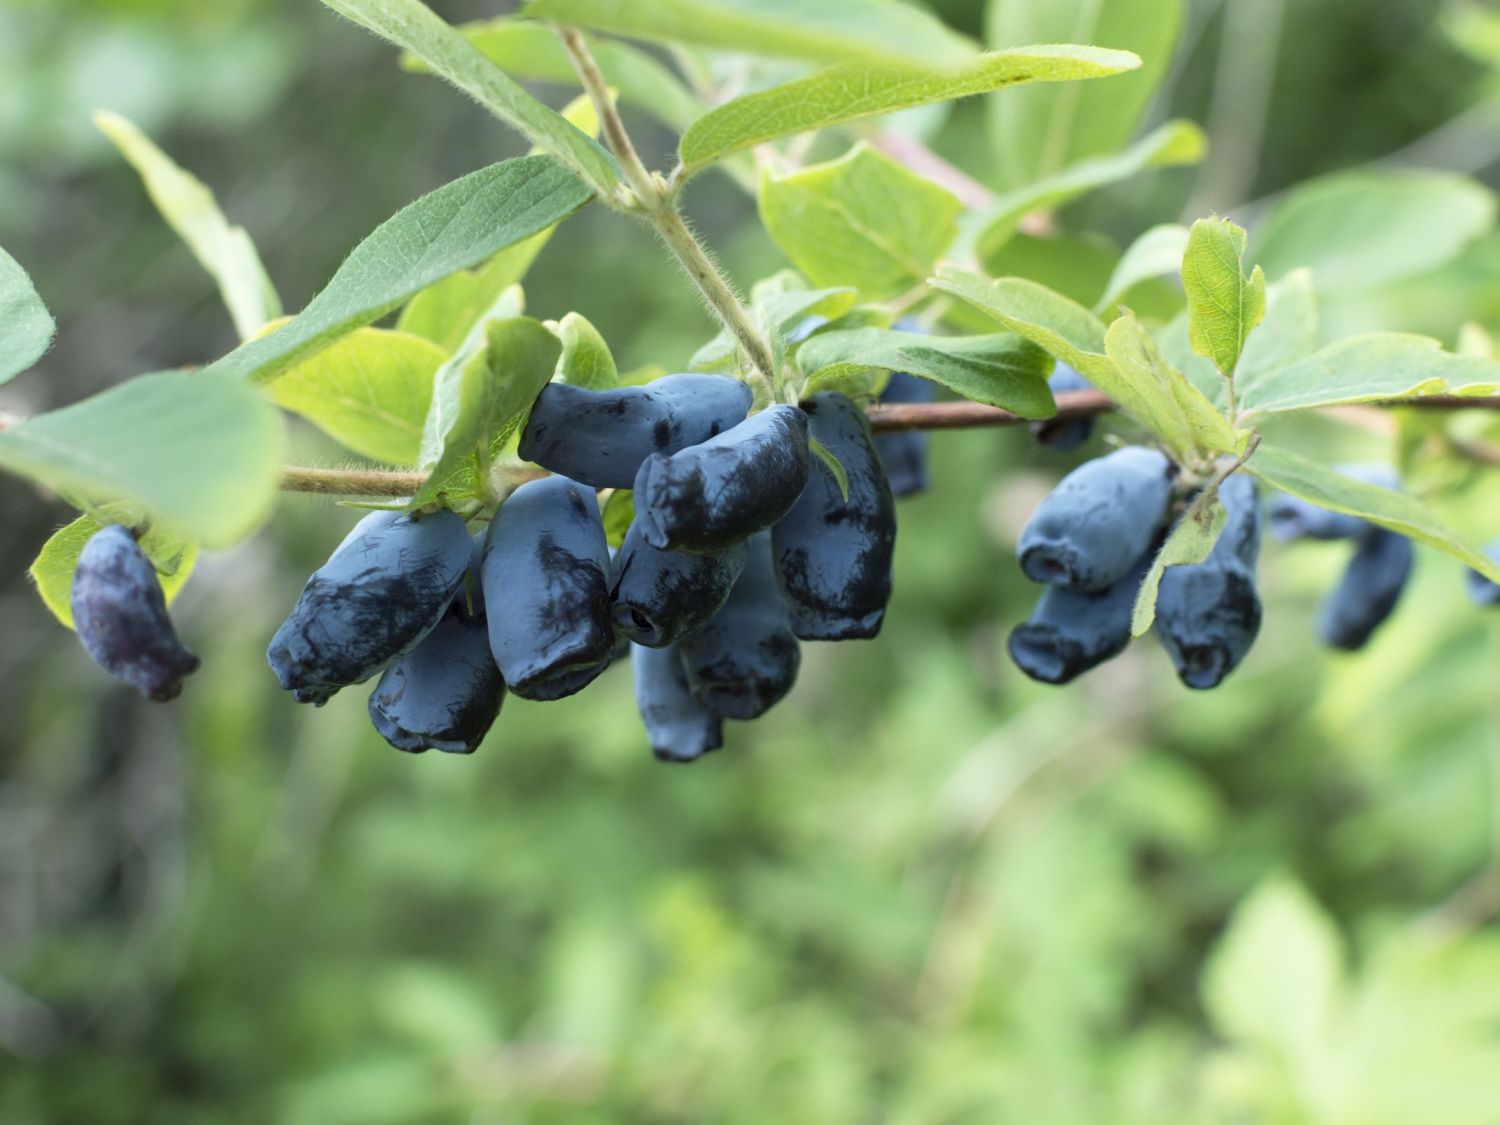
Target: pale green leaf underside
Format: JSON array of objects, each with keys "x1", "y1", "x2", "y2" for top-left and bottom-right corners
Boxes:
[
  {"x1": 321, "y1": 0, "x2": 616, "y2": 193},
  {"x1": 552, "y1": 311, "x2": 618, "y2": 390},
  {"x1": 1096, "y1": 223, "x2": 1192, "y2": 315},
  {"x1": 520, "y1": 0, "x2": 977, "y2": 68},
  {"x1": 1131, "y1": 493, "x2": 1228, "y2": 636},
  {"x1": 679, "y1": 45, "x2": 1142, "y2": 173},
  {"x1": 1246, "y1": 443, "x2": 1500, "y2": 583},
  {"x1": 760, "y1": 143, "x2": 963, "y2": 301},
  {"x1": 204, "y1": 157, "x2": 591, "y2": 384},
  {"x1": 1184, "y1": 218, "x2": 1265, "y2": 378},
  {"x1": 969, "y1": 120, "x2": 1205, "y2": 261},
  {"x1": 95, "y1": 110, "x2": 281, "y2": 342},
  {"x1": 31, "y1": 513, "x2": 198, "y2": 630},
  {"x1": 796, "y1": 326, "x2": 1055, "y2": 417},
  {"x1": 405, "y1": 19, "x2": 702, "y2": 130},
  {"x1": 0, "y1": 371, "x2": 286, "y2": 547},
  {"x1": 0, "y1": 244, "x2": 55, "y2": 385},
  {"x1": 1105, "y1": 310, "x2": 1241, "y2": 459},
  {"x1": 269, "y1": 328, "x2": 446, "y2": 466},
  {"x1": 395, "y1": 230, "x2": 546, "y2": 354}
]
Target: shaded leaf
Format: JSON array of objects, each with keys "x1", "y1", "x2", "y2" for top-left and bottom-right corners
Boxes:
[
  {"x1": 395, "y1": 235, "x2": 543, "y2": 353},
  {"x1": 1131, "y1": 491, "x2": 1228, "y2": 636},
  {"x1": 31, "y1": 513, "x2": 198, "y2": 630},
  {"x1": 1096, "y1": 224, "x2": 1191, "y2": 315}
]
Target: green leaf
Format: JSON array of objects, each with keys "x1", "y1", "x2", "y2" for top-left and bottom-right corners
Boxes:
[
  {"x1": 930, "y1": 268, "x2": 1111, "y2": 374},
  {"x1": 414, "y1": 315, "x2": 561, "y2": 506},
  {"x1": 395, "y1": 234, "x2": 544, "y2": 354},
  {"x1": 204, "y1": 157, "x2": 591, "y2": 384},
  {"x1": 0, "y1": 371, "x2": 285, "y2": 547},
  {"x1": 796, "y1": 327, "x2": 1054, "y2": 417},
  {"x1": 760, "y1": 144, "x2": 962, "y2": 301},
  {"x1": 968, "y1": 121, "x2": 1205, "y2": 261},
  {"x1": 1104, "y1": 310, "x2": 1243, "y2": 460},
  {"x1": 601, "y1": 487, "x2": 634, "y2": 550},
  {"x1": 30, "y1": 513, "x2": 198, "y2": 630},
  {"x1": 0, "y1": 244, "x2": 55, "y2": 385},
  {"x1": 519, "y1": 0, "x2": 977, "y2": 68},
  {"x1": 678, "y1": 45, "x2": 1142, "y2": 175},
  {"x1": 1237, "y1": 332, "x2": 1500, "y2": 417},
  {"x1": 551, "y1": 312, "x2": 617, "y2": 390},
  {"x1": 95, "y1": 111, "x2": 281, "y2": 342},
  {"x1": 1096, "y1": 224, "x2": 1192, "y2": 315},
  {"x1": 319, "y1": 0, "x2": 616, "y2": 194},
  {"x1": 690, "y1": 287, "x2": 858, "y2": 373},
  {"x1": 1131, "y1": 490, "x2": 1228, "y2": 636},
  {"x1": 1251, "y1": 170, "x2": 1496, "y2": 291},
  {"x1": 1184, "y1": 218, "x2": 1266, "y2": 380},
  {"x1": 1203, "y1": 878, "x2": 1344, "y2": 1060},
  {"x1": 407, "y1": 18, "x2": 702, "y2": 130},
  {"x1": 809, "y1": 436, "x2": 850, "y2": 504},
  {"x1": 268, "y1": 328, "x2": 446, "y2": 466},
  {"x1": 987, "y1": 0, "x2": 1185, "y2": 188},
  {"x1": 1245, "y1": 443, "x2": 1500, "y2": 583}
]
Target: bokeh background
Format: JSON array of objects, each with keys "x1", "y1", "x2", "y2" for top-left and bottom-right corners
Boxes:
[{"x1": 5, "y1": 0, "x2": 1500, "y2": 1120}]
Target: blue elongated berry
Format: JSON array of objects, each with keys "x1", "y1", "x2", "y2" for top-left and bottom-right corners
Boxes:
[
  {"x1": 1465, "y1": 541, "x2": 1500, "y2": 607},
  {"x1": 632, "y1": 643, "x2": 723, "y2": 763},
  {"x1": 71, "y1": 525, "x2": 200, "y2": 702},
  {"x1": 518, "y1": 373, "x2": 752, "y2": 489},
  {"x1": 1267, "y1": 465, "x2": 1399, "y2": 541},
  {"x1": 1008, "y1": 547, "x2": 1155, "y2": 685},
  {"x1": 679, "y1": 533, "x2": 800, "y2": 719},
  {"x1": 368, "y1": 587, "x2": 504, "y2": 754},
  {"x1": 481, "y1": 475, "x2": 614, "y2": 700},
  {"x1": 1154, "y1": 473, "x2": 1264, "y2": 689},
  {"x1": 771, "y1": 392, "x2": 896, "y2": 640},
  {"x1": 1017, "y1": 446, "x2": 1175, "y2": 591},
  {"x1": 268, "y1": 509, "x2": 472, "y2": 705},
  {"x1": 633, "y1": 404, "x2": 811, "y2": 554},
  {"x1": 873, "y1": 371, "x2": 934, "y2": 498},
  {"x1": 1030, "y1": 364, "x2": 1096, "y2": 452},
  {"x1": 1318, "y1": 529, "x2": 1414, "y2": 650},
  {"x1": 610, "y1": 523, "x2": 747, "y2": 648}
]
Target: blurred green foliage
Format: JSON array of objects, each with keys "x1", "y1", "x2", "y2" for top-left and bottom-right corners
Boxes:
[{"x1": 4, "y1": 1, "x2": 1500, "y2": 1122}]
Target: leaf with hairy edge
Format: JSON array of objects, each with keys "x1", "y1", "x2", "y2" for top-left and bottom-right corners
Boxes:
[
  {"x1": 520, "y1": 0, "x2": 976, "y2": 68},
  {"x1": 1096, "y1": 224, "x2": 1192, "y2": 315},
  {"x1": 1105, "y1": 311, "x2": 1242, "y2": 460},
  {"x1": 31, "y1": 513, "x2": 198, "y2": 630},
  {"x1": 0, "y1": 245, "x2": 55, "y2": 385},
  {"x1": 678, "y1": 45, "x2": 1142, "y2": 174},
  {"x1": 320, "y1": 0, "x2": 615, "y2": 193},
  {"x1": 1184, "y1": 218, "x2": 1266, "y2": 380},
  {"x1": 969, "y1": 121, "x2": 1205, "y2": 261},
  {"x1": 1131, "y1": 491, "x2": 1228, "y2": 636},
  {"x1": 690, "y1": 287, "x2": 858, "y2": 373},
  {"x1": 796, "y1": 327, "x2": 1054, "y2": 417},
  {"x1": 551, "y1": 312, "x2": 617, "y2": 390},
  {"x1": 0, "y1": 371, "x2": 285, "y2": 547},
  {"x1": 405, "y1": 19, "x2": 702, "y2": 130},
  {"x1": 396, "y1": 233, "x2": 544, "y2": 353},
  {"x1": 204, "y1": 157, "x2": 590, "y2": 384},
  {"x1": 1245, "y1": 443, "x2": 1500, "y2": 583},
  {"x1": 760, "y1": 144, "x2": 963, "y2": 301},
  {"x1": 1237, "y1": 333, "x2": 1500, "y2": 417},
  {"x1": 413, "y1": 316, "x2": 561, "y2": 506},
  {"x1": 269, "y1": 329, "x2": 447, "y2": 466},
  {"x1": 95, "y1": 111, "x2": 281, "y2": 342}
]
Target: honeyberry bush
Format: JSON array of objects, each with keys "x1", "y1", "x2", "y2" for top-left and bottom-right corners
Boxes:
[{"x1": 7, "y1": 0, "x2": 1500, "y2": 1120}]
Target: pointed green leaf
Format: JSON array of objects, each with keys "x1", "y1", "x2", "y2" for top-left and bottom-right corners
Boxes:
[
  {"x1": 319, "y1": 0, "x2": 616, "y2": 194},
  {"x1": 0, "y1": 371, "x2": 285, "y2": 547},
  {"x1": 760, "y1": 143, "x2": 962, "y2": 301},
  {"x1": 414, "y1": 315, "x2": 561, "y2": 506},
  {"x1": 519, "y1": 0, "x2": 977, "y2": 68},
  {"x1": 1184, "y1": 218, "x2": 1266, "y2": 380},
  {"x1": 551, "y1": 312, "x2": 617, "y2": 390},
  {"x1": 969, "y1": 121, "x2": 1205, "y2": 261},
  {"x1": 31, "y1": 513, "x2": 198, "y2": 630},
  {"x1": 1131, "y1": 491, "x2": 1228, "y2": 636},
  {"x1": 204, "y1": 157, "x2": 591, "y2": 384},
  {"x1": 396, "y1": 234, "x2": 544, "y2": 353},
  {"x1": 987, "y1": 0, "x2": 1185, "y2": 188},
  {"x1": 1096, "y1": 224, "x2": 1192, "y2": 315},
  {"x1": 1251, "y1": 170, "x2": 1496, "y2": 290},
  {"x1": 95, "y1": 111, "x2": 281, "y2": 342},
  {"x1": 1105, "y1": 310, "x2": 1242, "y2": 459},
  {"x1": 0, "y1": 244, "x2": 55, "y2": 385},
  {"x1": 930, "y1": 268, "x2": 1111, "y2": 378},
  {"x1": 1246, "y1": 443, "x2": 1500, "y2": 583},
  {"x1": 679, "y1": 45, "x2": 1142, "y2": 175},
  {"x1": 268, "y1": 328, "x2": 447, "y2": 466},
  {"x1": 796, "y1": 327, "x2": 1054, "y2": 416}
]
